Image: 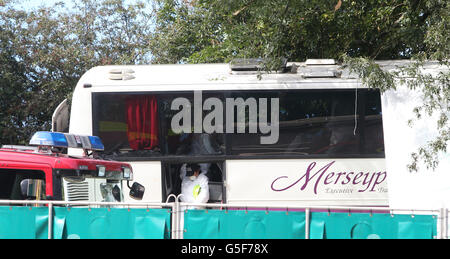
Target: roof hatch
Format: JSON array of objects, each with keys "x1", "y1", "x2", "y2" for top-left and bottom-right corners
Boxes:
[
  {"x1": 300, "y1": 59, "x2": 341, "y2": 78},
  {"x1": 108, "y1": 68, "x2": 136, "y2": 81},
  {"x1": 230, "y1": 58, "x2": 288, "y2": 72}
]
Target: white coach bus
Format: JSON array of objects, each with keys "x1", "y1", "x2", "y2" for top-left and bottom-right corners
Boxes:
[{"x1": 54, "y1": 59, "x2": 396, "y2": 207}]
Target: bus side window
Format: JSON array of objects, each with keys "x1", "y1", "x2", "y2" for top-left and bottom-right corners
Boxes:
[
  {"x1": 93, "y1": 93, "x2": 162, "y2": 157},
  {"x1": 160, "y1": 92, "x2": 225, "y2": 156},
  {"x1": 162, "y1": 162, "x2": 225, "y2": 204}
]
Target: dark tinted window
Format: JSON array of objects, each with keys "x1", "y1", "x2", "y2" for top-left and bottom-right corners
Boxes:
[
  {"x1": 227, "y1": 89, "x2": 384, "y2": 157},
  {"x1": 93, "y1": 92, "x2": 225, "y2": 157},
  {"x1": 0, "y1": 169, "x2": 45, "y2": 200},
  {"x1": 158, "y1": 92, "x2": 225, "y2": 156}
]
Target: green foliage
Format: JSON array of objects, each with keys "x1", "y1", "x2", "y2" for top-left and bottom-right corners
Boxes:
[
  {"x1": 342, "y1": 0, "x2": 449, "y2": 172},
  {"x1": 0, "y1": 27, "x2": 34, "y2": 144},
  {"x1": 149, "y1": 0, "x2": 434, "y2": 64},
  {"x1": 341, "y1": 56, "x2": 397, "y2": 93},
  {"x1": 0, "y1": 0, "x2": 153, "y2": 145}
]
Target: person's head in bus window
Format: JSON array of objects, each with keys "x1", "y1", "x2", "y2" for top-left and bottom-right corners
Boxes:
[{"x1": 186, "y1": 163, "x2": 201, "y2": 181}]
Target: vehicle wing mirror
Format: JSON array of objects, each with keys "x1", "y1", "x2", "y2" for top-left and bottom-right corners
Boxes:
[
  {"x1": 112, "y1": 185, "x2": 121, "y2": 202},
  {"x1": 129, "y1": 182, "x2": 145, "y2": 200},
  {"x1": 20, "y1": 179, "x2": 45, "y2": 200}
]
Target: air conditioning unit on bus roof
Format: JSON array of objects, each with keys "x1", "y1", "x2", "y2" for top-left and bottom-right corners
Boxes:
[
  {"x1": 300, "y1": 59, "x2": 341, "y2": 78},
  {"x1": 229, "y1": 58, "x2": 341, "y2": 78},
  {"x1": 230, "y1": 58, "x2": 288, "y2": 72}
]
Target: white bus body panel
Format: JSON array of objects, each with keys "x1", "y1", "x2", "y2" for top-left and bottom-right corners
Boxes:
[
  {"x1": 382, "y1": 86, "x2": 450, "y2": 210},
  {"x1": 52, "y1": 98, "x2": 69, "y2": 133},
  {"x1": 123, "y1": 161, "x2": 162, "y2": 203},
  {"x1": 226, "y1": 159, "x2": 387, "y2": 206}
]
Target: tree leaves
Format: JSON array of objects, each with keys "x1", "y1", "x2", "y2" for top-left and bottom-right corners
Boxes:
[
  {"x1": 342, "y1": 0, "x2": 449, "y2": 172},
  {"x1": 0, "y1": 0, "x2": 153, "y2": 145}
]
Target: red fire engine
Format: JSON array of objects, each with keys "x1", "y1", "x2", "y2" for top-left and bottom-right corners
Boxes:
[{"x1": 0, "y1": 132, "x2": 144, "y2": 202}]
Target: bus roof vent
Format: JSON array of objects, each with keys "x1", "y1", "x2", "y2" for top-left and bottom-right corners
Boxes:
[
  {"x1": 300, "y1": 59, "x2": 341, "y2": 78},
  {"x1": 230, "y1": 58, "x2": 264, "y2": 71},
  {"x1": 230, "y1": 58, "x2": 287, "y2": 72},
  {"x1": 305, "y1": 59, "x2": 336, "y2": 65},
  {"x1": 108, "y1": 68, "x2": 136, "y2": 81}
]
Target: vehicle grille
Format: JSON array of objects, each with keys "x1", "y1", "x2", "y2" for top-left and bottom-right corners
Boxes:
[{"x1": 64, "y1": 181, "x2": 90, "y2": 201}]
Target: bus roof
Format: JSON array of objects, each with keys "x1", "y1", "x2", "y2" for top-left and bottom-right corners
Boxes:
[{"x1": 75, "y1": 60, "x2": 444, "y2": 92}]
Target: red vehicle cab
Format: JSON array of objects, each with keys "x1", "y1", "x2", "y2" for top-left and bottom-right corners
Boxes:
[{"x1": 0, "y1": 132, "x2": 144, "y2": 202}]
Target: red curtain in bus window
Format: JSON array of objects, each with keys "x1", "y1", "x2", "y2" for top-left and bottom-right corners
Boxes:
[{"x1": 126, "y1": 95, "x2": 159, "y2": 150}]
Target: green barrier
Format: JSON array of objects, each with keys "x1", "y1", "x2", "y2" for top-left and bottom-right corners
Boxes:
[
  {"x1": 0, "y1": 206, "x2": 439, "y2": 239},
  {"x1": 53, "y1": 207, "x2": 172, "y2": 239},
  {"x1": 184, "y1": 210, "x2": 306, "y2": 239},
  {"x1": 184, "y1": 209, "x2": 437, "y2": 239},
  {"x1": 0, "y1": 206, "x2": 171, "y2": 239},
  {"x1": 0, "y1": 206, "x2": 49, "y2": 239},
  {"x1": 310, "y1": 212, "x2": 437, "y2": 239}
]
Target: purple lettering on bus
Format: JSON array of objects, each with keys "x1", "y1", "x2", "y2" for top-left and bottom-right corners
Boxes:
[{"x1": 270, "y1": 161, "x2": 387, "y2": 195}]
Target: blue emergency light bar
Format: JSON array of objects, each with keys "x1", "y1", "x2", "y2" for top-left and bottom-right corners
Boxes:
[
  {"x1": 29, "y1": 132, "x2": 68, "y2": 148},
  {"x1": 88, "y1": 136, "x2": 105, "y2": 151},
  {"x1": 29, "y1": 131, "x2": 104, "y2": 151}
]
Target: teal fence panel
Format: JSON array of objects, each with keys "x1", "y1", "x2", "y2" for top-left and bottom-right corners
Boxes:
[
  {"x1": 0, "y1": 206, "x2": 439, "y2": 239},
  {"x1": 0, "y1": 206, "x2": 172, "y2": 239},
  {"x1": 184, "y1": 209, "x2": 306, "y2": 239},
  {"x1": 184, "y1": 209, "x2": 437, "y2": 239},
  {"x1": 53, "y1": 207, "x2": 172, "y2": 239},
  {"x1": 310, "y1": 212, "x2": 437, "y2": 239},
  {"x1": 0, "y1": 206, "x2": 49, "y2": 239}
]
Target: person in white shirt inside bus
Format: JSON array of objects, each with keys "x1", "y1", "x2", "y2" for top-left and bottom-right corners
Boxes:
[{"x1": 180, "y1": 163, "x2": 210, "y2": 209}]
